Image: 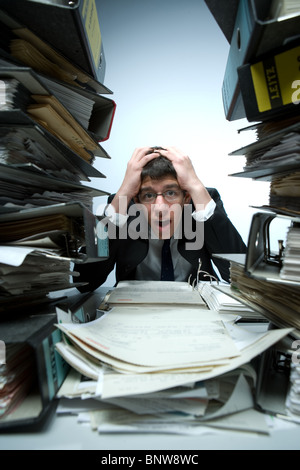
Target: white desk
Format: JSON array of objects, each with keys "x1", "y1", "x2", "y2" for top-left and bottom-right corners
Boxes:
[{"x1": 0, "y1": 403, "x2": 299, "y2": 450}]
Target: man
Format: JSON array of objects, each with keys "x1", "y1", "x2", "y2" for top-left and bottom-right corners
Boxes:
[{"x1": 75, "y1": 146, "x2": 246, "y2": 291}]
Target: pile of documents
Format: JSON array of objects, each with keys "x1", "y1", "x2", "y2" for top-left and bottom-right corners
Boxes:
[
  {"x1": 286, "y1": 359, "x2": 300, "y2": 423},
  {"x1": 269, "y1": 171, "x2": 300, "y2": 215},
  {"x1": 0, "y1": 245, "x2": 79, "y2": 312},
  {"x1": 198, "y1": 281, "x2": 263, "y2": 321},
  {"x1": 0, "y1": 77, "x2": 30, "y2": 110},
  {"x1": 280, "y1": 225, "x2": 300, "y2": 281},
  {"x1": 243, "y1": 132, "x2": 300, "y2": 175},
  {"x1": 54, "y1": 281, "x2": 292, "y2": 435},
  {"x1": 0, "y1": 343, "x2": 35, "y2": 418},
  {"x1": 230, "y1": 118, "x2": 300, "y2": 189},
  {"x1": 230, "y1": 261, "x2": 300, "y2": 332}
]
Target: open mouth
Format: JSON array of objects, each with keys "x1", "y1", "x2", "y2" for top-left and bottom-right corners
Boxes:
[
  {"x1": 155, "y1": 219, "x2": 172, "y2": 238},
  {"x1": 158, "y1": 220, "x2": 170, "y2": 228}
]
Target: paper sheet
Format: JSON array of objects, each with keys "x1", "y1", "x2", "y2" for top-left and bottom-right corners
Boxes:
[
  {"x1": 57, "y1": 307, "x2": 240, "y2": 369},
  {"x1": 106, "y1": 280, "x2": 205, "y2": 305}
]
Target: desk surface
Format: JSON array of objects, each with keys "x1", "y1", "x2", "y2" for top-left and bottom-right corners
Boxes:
[{"x1": 0, "y1": 403, "x2": 299, "y2": 450}]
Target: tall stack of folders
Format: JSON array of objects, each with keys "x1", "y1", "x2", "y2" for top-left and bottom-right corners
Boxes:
[
  {"x1": 0, "y1": 0, "x2": 115, "y2": 428},
  {"x1": 205, "y1": 0, "x2": 300, "y2": 422}
]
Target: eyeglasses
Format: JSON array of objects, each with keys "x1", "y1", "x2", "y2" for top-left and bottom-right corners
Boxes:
[{"x1": 138, "y1": 189, "x2": 184, "y2": 204}]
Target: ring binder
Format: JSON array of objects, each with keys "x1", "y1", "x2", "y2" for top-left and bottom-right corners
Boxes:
[{"x1": 0, "y1": 0, "x2": 106, "y2": 84}]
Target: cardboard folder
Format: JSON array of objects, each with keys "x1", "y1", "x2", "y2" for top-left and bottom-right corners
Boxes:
[
  {"x1": 38, "y1": 74, "x2": 116, "y2": 142},
  {"x1": 0, "y1": 66, "x2": 111, "y2": 161}
]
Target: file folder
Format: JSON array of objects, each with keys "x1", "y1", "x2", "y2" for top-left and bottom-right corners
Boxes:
[
  {"x1": 0, "y1": 162, "x2": 109, "y2": 210},
  {"x1": 0, "y1": 8, "x2": 110, "y2": 94},
  {"x1": 0, "y1": 0, "x2": 106, "y2": 84},
  {"x1": 229, "y1": 119, "x2": 300, "y2": 181},
  {"x1": 0, "y1": 66, "x2": 111, "y2": 160},
  {"x1": 0, "y1": 121, "x2": 107, "y2": 182},
  {"x1": 204, "y1": 0, "x2": 239, "y2": 43},
  {"x1": 0, "y1": 202, "x2": 109, "y2": 262},
  {"x1": 221, "y1": 0, "x2": 300, "y2": 121},
  {"x1": 0, "y1": 62, "x2": 116, "y2": 142},
  {"x1": 0, "y1": 313, "x2": 69, "y2": 429},
  {"x1": 39, "y1": 75, "x2": 116, "y2": 142}
]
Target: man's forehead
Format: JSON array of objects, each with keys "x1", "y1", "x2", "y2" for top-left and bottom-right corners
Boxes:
[{"x1": 140, "y1": 176, "x2": 179, "y2": 191}]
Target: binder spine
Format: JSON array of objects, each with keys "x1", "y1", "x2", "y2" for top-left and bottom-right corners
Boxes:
[
  {"x1": 40, "y1": 328, "x2": 70, "y2": 403},
  {"x1": 238, "y1": 43, "x2": 300, "y2": 121}
]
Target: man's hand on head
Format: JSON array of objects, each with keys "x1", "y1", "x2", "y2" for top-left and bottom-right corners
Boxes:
[
  {"x1": 158, "y1": 147, "x2": 213, "y2": 208},
  {"x1": 111, "y1": 147, "x2": 158, "y2": 214}
]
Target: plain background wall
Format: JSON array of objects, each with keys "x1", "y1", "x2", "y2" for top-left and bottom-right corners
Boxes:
[{"x1": 90, "y1": 0, "x2": 274, "y2": 285}]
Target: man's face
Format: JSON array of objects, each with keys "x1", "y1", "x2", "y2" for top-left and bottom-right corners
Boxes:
[{"x1": 136, "y1": 176, "x2": 190, "y2": 239}]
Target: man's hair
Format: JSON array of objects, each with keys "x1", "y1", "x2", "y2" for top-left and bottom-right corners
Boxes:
[{"x1": 141, "y1": 155, "x2": 177, "y2": 182}]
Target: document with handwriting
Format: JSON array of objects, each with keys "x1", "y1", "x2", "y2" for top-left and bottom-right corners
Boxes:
[{"x1": 57, "y1": 306, "x2": 239, "y2": 372}]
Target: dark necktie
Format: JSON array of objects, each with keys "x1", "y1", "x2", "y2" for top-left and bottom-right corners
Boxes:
[{"x1": 160, "y1": 238, "x2": 174, "y2": 281}]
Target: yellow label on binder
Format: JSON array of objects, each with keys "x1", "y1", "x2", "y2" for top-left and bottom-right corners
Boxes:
[
  {"x1": 81, "y1": 0, "x2": 102, "y2": 68},
  {"x1": 250, "y1": 45, "x2": 300, "y2": 113},
  {"x1": 250, "y1": 61, "x2": 271, "y2": 112}
]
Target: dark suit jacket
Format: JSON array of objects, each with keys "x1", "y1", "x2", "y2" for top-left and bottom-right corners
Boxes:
[{"x1": 75, "y1": 188, "x2": 246, "y2": 291}]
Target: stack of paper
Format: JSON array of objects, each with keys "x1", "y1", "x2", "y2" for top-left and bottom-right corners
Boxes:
[
  {"x1": 40, "y1": 76, "x2": 95, "y2": 129},
  {"x1": 55, "y1": 315, "x2": 291, "y2": 435},
  {"x1": 230, "y1": 261, "x2": 300, "y2": 332},
  {"x1": 54, "y1": 281, "x2": 292, "y2": 434},
  {"x1": 269, "y1": 171, "x2": 300, "y2": 215},
  {"x1": 57, "y1": 367, "x2": 271, "y2": 435},
  {"x1": 0, "y1": 78, "x2": 30, "y2": 110},
  {"x1": 0, "y1": 343, "x2": 34, "y2": 418},
  {"x1": 57, "y1": 306, "x2": 239, "y2": 375},
  {"x1": 280, "y1": 225, "x2": 300, "y2": 281},
  {"x1": 27, "y1": 94, "x2": 99, "y2": 164},
  {"x1": 100, "y1": 280, "x2": 206, "y2": 308},
  {"x1": 286, "y1": 360, "x2": 300, "y2": 423},
  {"x1": 0, "y1": 245, "x2": 80, "y2": 312},
  {"x1": 198, "y1": 281, "x2": 263, "y2": 320},
  {"x1": 0, "y1": 163, "x2": 107, "y2": 212},
  {"x1": 230, "y1": 119, "x2": 300, "y2": 181},
  {"x1": 0, "y1": 126, "x2": 88, "y2": 184},
  {"x1": 244, "y1": 132, "x2": 300, "y2": 173}
]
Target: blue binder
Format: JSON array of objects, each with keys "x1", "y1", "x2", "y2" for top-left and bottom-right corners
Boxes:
[{"x1": 220, "y1": 0, "x2": 300, "y2": 121}]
